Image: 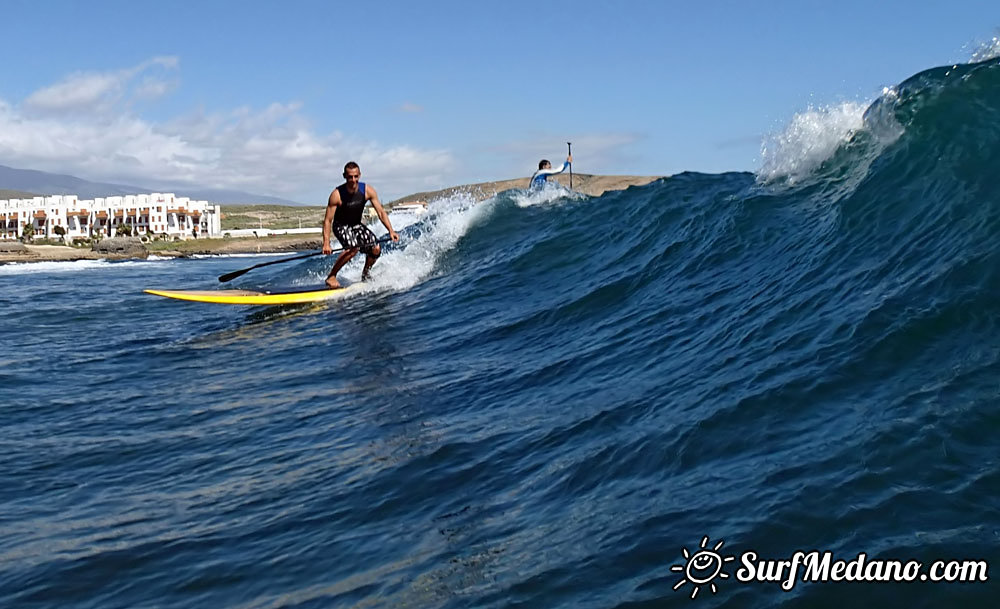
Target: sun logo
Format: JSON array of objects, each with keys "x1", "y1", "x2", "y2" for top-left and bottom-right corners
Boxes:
[{"x1": 670, "y1": 536, "x2": 735, "y2": 599}]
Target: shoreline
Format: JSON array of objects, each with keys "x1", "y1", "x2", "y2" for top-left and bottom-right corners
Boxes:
[
  {"x1": 0, "y1": 237, "x2": 323, "y2": 265},
  {"x1": 1, "y1": 173, "x2": 662, "y2": 265}
]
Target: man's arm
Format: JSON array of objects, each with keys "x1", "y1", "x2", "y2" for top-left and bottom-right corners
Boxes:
[
  {"x1": 552, "y1": 155, "x2": 572, "y2": 175},
  {"x1": 533, "y1": 156, "x2": 574, "y2": 179},
  {"x1": 322, "y1": 189, "x2": 340, "y2": 254},
  {"x1": 366, "y1": 185, "x2": 400, "y2": 242}
]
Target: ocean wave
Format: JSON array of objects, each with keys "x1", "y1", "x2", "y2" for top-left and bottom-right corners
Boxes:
[
  {"x1": 5, "y1": 52, "x2": 1000, "y2": 609},
  {"x1": 511, "y1": 182, "x2": 586, "y2": 208},
  {"x1": 758, "y1": 101, "x2": 868, "y2": 184},
  {"x1": 969, "y1": 35, "x2": 1000, "y2": 63},
  {"x1": 0, "y1": 258, "x2": 168, "y2": 274},
  {"x1": 187, "y1": 252, "x2": 307, "y2": 260},
  {"x1": 288, "y1": 191, "x2": 491, "y2": 294}
]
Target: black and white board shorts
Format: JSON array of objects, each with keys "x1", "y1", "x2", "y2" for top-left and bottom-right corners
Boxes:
[{"x1": 333, "y1": 223, "x2": 379, "y2": 255}]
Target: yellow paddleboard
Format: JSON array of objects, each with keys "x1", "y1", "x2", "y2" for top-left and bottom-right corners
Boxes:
[{"x1": 144, "y1": 284, "x2": 363, "y2": 305}]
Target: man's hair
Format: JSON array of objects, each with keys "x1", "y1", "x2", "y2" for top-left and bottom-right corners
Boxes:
[
  {"x1": 344, "y1": 161, "x2": 360, "y2": 174},
  {"x1": 538, "y1": 159, "x2": 550, "y2": 170}
]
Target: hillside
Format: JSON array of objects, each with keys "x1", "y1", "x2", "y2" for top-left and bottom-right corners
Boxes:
[
  {"x1": 392, "y1": 173, "x2": 663, "y2": 204},
  {"x1": 0, "y1": 189, "x2": 39, "y2": 199},
  {"x1": 0, "y1": 164, "x2": 298, "y2": 204},
  {"x1": 220, "y1": 204, "x2": 326, "y2": 230},
  {"x1": 218, "y1": 174, "x2": 663, "y2": 229}
]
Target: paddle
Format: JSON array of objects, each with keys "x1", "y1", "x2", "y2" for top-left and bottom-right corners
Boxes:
[
  {"x1": 567, "y1": 142, "x2": 573, "y2": 189},
  {"x1": 217, "y1": 236, "x2": 391, "y2": 283},
  {"x1": 218, "y1": 251, "x2": 325, "y2": 282}
]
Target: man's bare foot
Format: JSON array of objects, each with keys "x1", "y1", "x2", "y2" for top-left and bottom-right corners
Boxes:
[{"x1": 326, "y1": 277, "x2": 341, "y2": 289}]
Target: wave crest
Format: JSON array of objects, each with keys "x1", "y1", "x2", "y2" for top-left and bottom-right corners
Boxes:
[{"x1": 757, "y1": 102, "x2": 867, "y2": 184}]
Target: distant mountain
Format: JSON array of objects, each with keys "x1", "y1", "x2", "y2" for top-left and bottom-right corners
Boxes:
[
  {"x1": 0, "y1": 164, "x2": 299, "y2": 205},
  {"x1": 0, "y1": 164, "x2": 148, "y2": 198},
  {"x1": 166, "y1": 187, "x2": 303, "y2": 206}
]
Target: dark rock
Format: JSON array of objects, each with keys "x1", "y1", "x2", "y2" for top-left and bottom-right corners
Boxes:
[
  {"x1": 92, "y1": 237, "x2": 148, "y2": 258},
  {"x1": 0, "y1": 241, "x2": 28, "y2": 253}
]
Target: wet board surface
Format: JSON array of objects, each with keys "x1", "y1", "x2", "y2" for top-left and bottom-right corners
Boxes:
[{"x1": 143, "y1": 284, "x2": 363, "y2": 305}]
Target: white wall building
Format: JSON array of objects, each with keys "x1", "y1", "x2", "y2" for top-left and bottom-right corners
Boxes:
[{"x1": 0, "y1": 193, "x2": 222, "y2": 241}]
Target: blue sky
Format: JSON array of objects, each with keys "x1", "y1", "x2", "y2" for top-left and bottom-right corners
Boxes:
[{"x1": 1, "y1": 0, "x2": 998, "y2": 202}]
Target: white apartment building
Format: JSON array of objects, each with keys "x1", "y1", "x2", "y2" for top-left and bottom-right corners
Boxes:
[{"x1": 0, "y1": 193, "x2": 222, "y2": 241}]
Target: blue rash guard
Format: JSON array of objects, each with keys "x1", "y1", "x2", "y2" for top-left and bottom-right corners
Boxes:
[{"x1": 530, "y1": 161, "x2": 571, "y2": 189}]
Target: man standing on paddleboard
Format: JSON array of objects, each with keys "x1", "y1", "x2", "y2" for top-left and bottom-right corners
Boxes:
[{"x1": 322, "y1": 161, "x2": 400, "y2": 289}]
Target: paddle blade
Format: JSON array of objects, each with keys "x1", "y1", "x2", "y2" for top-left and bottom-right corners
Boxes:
[{"x1": 218, "y1": 268, "x2": 251, "y2": 283}]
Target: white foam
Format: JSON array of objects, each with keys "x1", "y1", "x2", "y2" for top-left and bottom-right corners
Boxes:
[
  {"x1": 188, "y1": 252, "x2": 300, "y2": 259},
  {"x1": 0, "y1": 258, "x2": 167, "y2": 275},
  {"x1": 969, "y1": 36, "x2": 1000, "y2": 63},
  {"x1": 511, "y1": 182, "x2": 585, "y2": 208},
  {"x1": 386, "y1": 210, "x2": 426, "y2": 231},
  {"x1": 757, "y1": 102, "x2": 868, "y2": 184}
]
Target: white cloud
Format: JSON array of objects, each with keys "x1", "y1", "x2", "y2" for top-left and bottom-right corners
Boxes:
[
  {"x1": 2, "y1": 58, "x2": 650, "y2": 203},
  {"x1": 24, "y1": 72, "x2": 123, "y2": 114},
  {"x1": 396, "y1": 102, "x2": 424, "y2": 113},
  {"x1": 1, "y1": 58, "x2": 457, "y2": 202},
  {"x1": 24, "y1": 56, "x2": 180, "y2": 115},
  {"x1": 133, "y1": 77, "x2": 178, "y2": 101}
]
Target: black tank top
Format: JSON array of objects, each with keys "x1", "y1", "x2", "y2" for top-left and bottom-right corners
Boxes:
[{"x1": 333, "y1": 183, "x2": 366, "y2": 226}]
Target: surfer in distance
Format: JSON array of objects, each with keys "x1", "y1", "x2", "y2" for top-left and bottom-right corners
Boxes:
[
  {"x1": 529, "y1": 153, "x2": 572, "y2": 189},
  {"x1": 322, "y1": 161, "x2": 399, "y2": 289}
]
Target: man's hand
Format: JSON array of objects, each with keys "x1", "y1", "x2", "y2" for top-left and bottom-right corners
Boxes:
[
  {"x1": 322, "y1": 241, "x2": 332, "y2": 255},
  {"x1": 389, "y1": 230, "x2": 400, "y2": 242}
]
